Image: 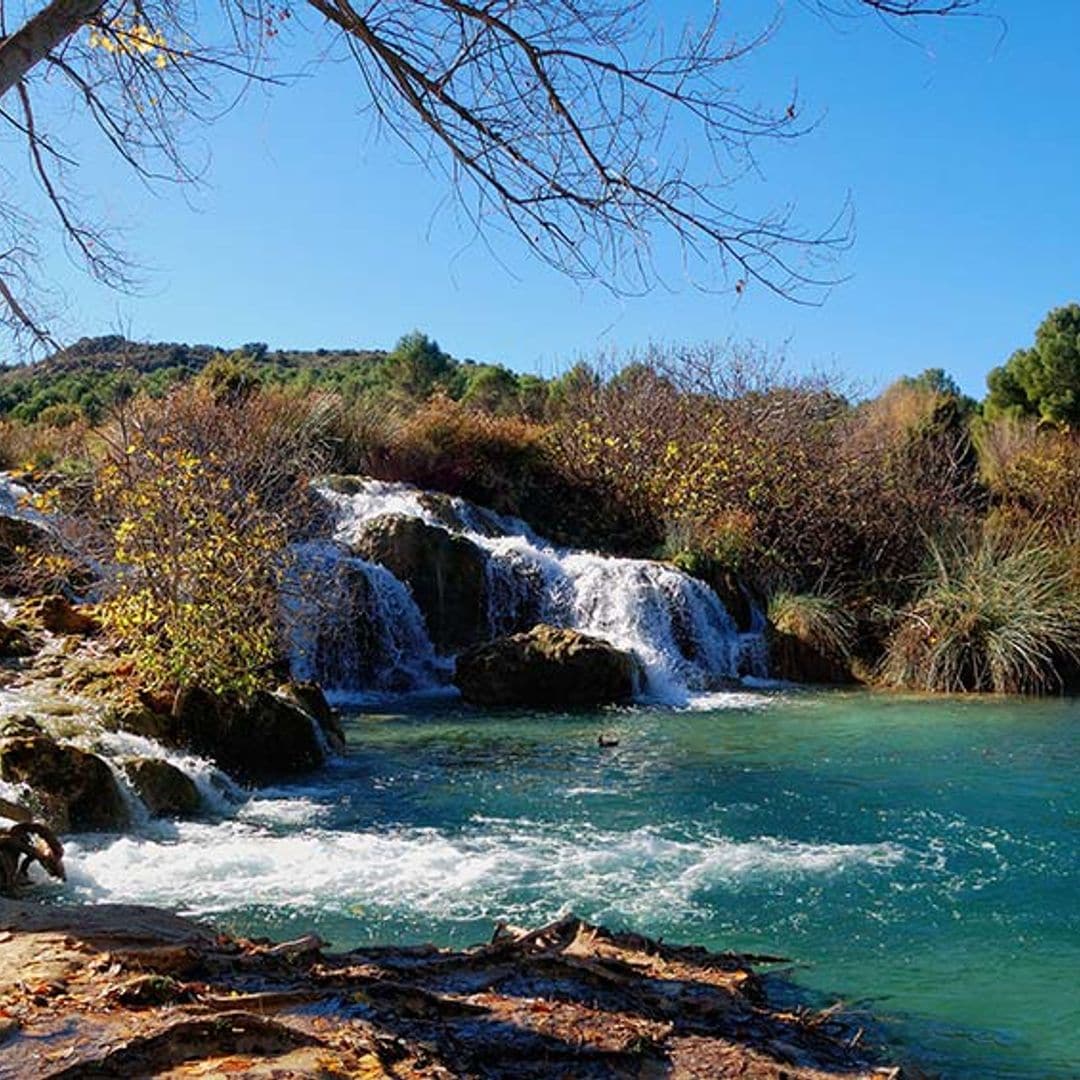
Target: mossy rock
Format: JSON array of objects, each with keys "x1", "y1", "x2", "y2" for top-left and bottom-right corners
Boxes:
[
  {"x1": 122, "y1": 758, "x2": 201, "y2": 818},
  {"x1": 102, "y1": 704, "x2": 177, "y2": 743},
  {"x1": 454, "y1": 624, "x2": 641, "y2": 708},
  {"x1": 276, "y1": 681, "x2": 345, "y2": 752},
  {"x1": 0, "y1": 620, "x2": 37, "y2": 658},
  {"x1": 319, "y1": 474, "x2": 368, "y2": 496},
  {"x1": 0, "y1": 715, "x2": 46, "y2": 741},
  {"x1": 17, "y1": 596, "x2": 100, "y2": 636}
]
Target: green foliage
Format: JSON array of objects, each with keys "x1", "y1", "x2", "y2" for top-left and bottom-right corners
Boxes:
[
  {"x1": 986, "y1": 304, "x2": 1080, "y2": 423},
  {"x1": 880, "y1": 532, "x2": 1080, "y2": 694},
  {"x1": 383, "y1": 332, "x2": 455, "y2": 400},
  {"x1": 460, "y1": 365, "x2": 522, "y2": 415},
  {"x1": 898, "y1": 367, "x2": 962, "y2": 398},
  {"x1": 36, "y1": 402, "x2": 85, "y2": 429},
  {"x1": 197, "y1": 352, "x2": 261, "y2": 403},
  {"x1": 768, "y1": 591, "x2": 857, "y2": 661},
  {"x1": 0, "y1": 332, "x2": 538, "y2": 421},
  {"x1": 96, "y1": 437, "x2": 286, "y2": 696}
]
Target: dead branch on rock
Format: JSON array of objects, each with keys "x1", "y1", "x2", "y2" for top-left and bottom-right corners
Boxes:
[{"x1": 0, "y1": 820, "x2": 65, "y2": 893}]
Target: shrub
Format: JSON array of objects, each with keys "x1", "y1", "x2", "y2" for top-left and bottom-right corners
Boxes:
[
  {"x1": 0, "y1": 419, "x2": 83, "y2": 473},
  {"x1": 768, "y1": 590, "x2": 857, "y2": 661},
  {"x1": 380, "y1": 394, "x2": 547, "y2": 511},
  {"x1": 880, "y1": 532, "x2": 1080, "y2": 694},
  {"x1": 976, "y1": 417, "x2": 1080, "y2": 541},
  {"x1": 96, "y1": 437, "x2": 287, "y2": 695},
  {"x1": 90, "y1": 382, "x2": 335, "y2": 694}
]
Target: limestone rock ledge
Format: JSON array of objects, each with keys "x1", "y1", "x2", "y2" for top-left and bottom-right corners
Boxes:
[{"x1": 0, "y1": 902, "x2": 904, "y2": 1080}]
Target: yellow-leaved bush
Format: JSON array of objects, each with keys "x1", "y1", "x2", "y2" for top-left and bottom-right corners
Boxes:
[{"x1": 96, "y1": 436, "x2": 286, "y2": 696}]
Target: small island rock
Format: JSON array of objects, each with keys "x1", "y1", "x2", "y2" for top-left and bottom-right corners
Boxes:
[{"x1": 454, "y1": 624, "x2": 640, "y2": 707}]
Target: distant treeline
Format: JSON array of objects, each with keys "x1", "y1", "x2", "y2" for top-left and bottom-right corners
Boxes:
[{"x1": 0, "y1": 332, "x2": 557, "y2": 425}]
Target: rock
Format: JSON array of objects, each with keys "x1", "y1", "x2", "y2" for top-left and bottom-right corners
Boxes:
[
  {"x1": 768, "y1": 630, "x2": 856, "y2": 685},
  {"x1": 351, "y1": 514, "x2": 490, "y2": 653},
  {"x1": 0, "y1": 728, "x2": 128, "y2": 832},
  {"x1": 276, "y1": 681, "x2": 345, "y2": 752},
  {"x1": 0, "y1": 715, "x2": 45, "y2": 741},
  {"x1": 0, "y1": 514, "x2": 96, "y2": 596},
  {"x1": 172, "y1": 687, "x2": 326, "y2": 783},
  {"x1": 17, "y1": 596, "x2": 99, "y2": 636},
  {"x1": 454, "y1": 625, "x2": 640, "y2": 708},
  {"x1": 319, "y1": 475, "x2": 367, "y2": 497},
  {"x1": 669, "y1": 553, "x2": 757, "y2": 633},
  {"x1": 122, "y1": 759, "x2": 201, "y2": 818},
  {"x1": 0, "y1": 514, "x2": 50, "y2": 581},
  {"x1": 416, "y1": 491, "x2": 507, "y2": 538},
  {"x1": 0, "y1": 620, "x2": 36, "y2": 658},
  {"x1": 101, "y1": 704, "x2": 176, "y2": 743}
]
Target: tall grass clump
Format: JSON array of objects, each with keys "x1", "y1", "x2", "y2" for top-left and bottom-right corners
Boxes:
[
  {"x1": 881, "y1": 532, "x2": 1080, "y2": 694},
  {"x1": 768, "y1": 590, "x2": 857, "y2": 661}
]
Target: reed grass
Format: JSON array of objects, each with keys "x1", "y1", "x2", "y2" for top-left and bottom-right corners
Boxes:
[{"x1": 881, "y1": 532, "x2": 1080, "y2": 694}]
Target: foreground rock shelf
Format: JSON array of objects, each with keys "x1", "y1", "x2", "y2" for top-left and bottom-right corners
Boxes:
[{"x1": 0, "y1": 903, "x2": 904, "y2": 1079}]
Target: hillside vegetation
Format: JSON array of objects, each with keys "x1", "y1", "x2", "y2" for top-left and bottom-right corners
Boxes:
[{"x1": 2, "y1": 309, "x2": 1078, "y2": 697}]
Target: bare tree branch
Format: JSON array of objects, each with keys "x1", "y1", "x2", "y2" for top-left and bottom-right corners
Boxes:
[{"x1": 0, "y1": 0, "x2": 985, "y2": 353}]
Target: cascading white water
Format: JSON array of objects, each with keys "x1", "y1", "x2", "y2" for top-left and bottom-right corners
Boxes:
[
  {"x1": 290, "y1": 478, "x2": 768, "y2": 705},
  {"x1": 283, "y1": 540, "x2": 446, "y2": 698}
]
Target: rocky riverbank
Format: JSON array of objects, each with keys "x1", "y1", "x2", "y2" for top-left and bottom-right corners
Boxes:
[{"x1": 0, "y1": 903, "x2": 905, "y2": 1079}]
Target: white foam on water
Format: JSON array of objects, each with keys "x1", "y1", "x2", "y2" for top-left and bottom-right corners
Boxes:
[
  {"x1": 323, "y1": 480, "x2": 444, "y2": 536},
  {"x1": 64, "y1": 817, "x2": 904, "y2": 926},
  {"x1": 683, "y1": 691, "x2": 776, "y2": 712},
  {"x1": 68, "y1": 728, "x2": 242, "y2": 817},
  {"x1": 0, "y1": 777, "x2": 32, "y2": 809}
]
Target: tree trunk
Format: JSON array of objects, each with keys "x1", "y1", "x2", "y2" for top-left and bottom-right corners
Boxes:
[{"x1": 0, "y1": 0, "x2": 104, "y2": 100}]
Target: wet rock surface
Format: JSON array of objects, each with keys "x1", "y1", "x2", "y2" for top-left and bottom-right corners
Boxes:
[
  {"x1": 768, "y1": 630, "x2": 857, "y2": 686},
  {"x1": 121, "y1": 758, "x2": 202, "y2": 819},
  {"x1": 171, "y1": 687, "x2": 327, "y2": 783},
  {"x1": 0, "y1": 905, "x2": 900, "y2": 1080},
  {"x1": 351, "y1": 513, "x2": 490, "y2": 652},
  {"x1": 455, "y1": 624, "x2": 641, "y2": 707},
  {"x1": 0, "y1": 719, "x2": 128, "y2": 832}
]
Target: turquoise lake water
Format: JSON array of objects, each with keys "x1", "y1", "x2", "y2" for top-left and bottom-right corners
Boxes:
[{"x1": 67, "y1": 690, "x2": 1079, "y2": 1077}]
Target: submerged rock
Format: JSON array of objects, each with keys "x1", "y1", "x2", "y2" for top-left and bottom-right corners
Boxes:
[
  {"x1": 0, "y1": 720, "x2": 128, "y2": 832},
  {"x1": 122, "y1": 758, "x2": 201, "y2": 818},
  {"x1": 351, "y1": 513, "x2": 490, "y2": 653},
  {"x1": 172, "y1": 687, "x2": 327, "y2": 783},
  {"x1": 455, "y1": 624, "x2": 640, "y2": 707}
]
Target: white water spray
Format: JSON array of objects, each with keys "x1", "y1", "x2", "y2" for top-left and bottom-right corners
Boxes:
[{"x1": 289, "y1": 478, "x2": 768, "y2": 704}]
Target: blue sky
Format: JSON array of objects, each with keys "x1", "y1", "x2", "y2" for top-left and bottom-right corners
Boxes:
[{"x1": 20, "y1": 2, "x2": 1080, "y2": 398}]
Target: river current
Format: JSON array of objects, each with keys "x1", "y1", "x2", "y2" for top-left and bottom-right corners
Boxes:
[{"x1": 54, "y1": 690, "x2": 1079, "y2": 1079}]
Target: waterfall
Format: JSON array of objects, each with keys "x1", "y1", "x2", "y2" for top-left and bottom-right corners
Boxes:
[
  {"x1": 288, "y1": 478, "x2": 768, "y2": 705},
  {"x1": 282, "y1": 540, "x2": 446, "y2": 698}
]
